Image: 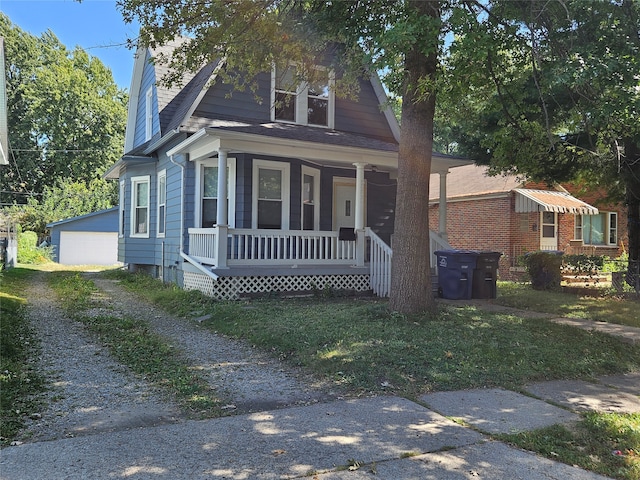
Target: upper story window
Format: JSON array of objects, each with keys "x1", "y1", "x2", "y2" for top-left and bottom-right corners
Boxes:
[
  {"x1": 575, "y1": 212, "x2": 618, "y2": 246},
  {"x1": 272, "y1": 64, "x2": 334, "y2": 128},
  {"x1": 145, "y1": 87, "x2": 153, "y2": 141}
]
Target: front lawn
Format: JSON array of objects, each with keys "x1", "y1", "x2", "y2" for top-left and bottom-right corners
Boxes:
[
  {"x1": 496, "y1": 281, "x2": 639, "y2": 328},
  {"x1": 110, "y1": 271, "x2": 640, "y2": 399}
]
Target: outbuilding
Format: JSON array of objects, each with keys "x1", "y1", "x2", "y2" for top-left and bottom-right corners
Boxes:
[{"x1": 47, "y1": 208, "x2": 120, "y2": 266}]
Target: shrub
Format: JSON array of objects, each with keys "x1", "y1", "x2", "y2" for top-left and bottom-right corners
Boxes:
[
  {"x1": 17, "y1": 230, "x2": 52, "y2": 264},
  {"x1": 562, "y1": 254, "x2": 604, "y2": 274},
  {"x1": 525, "y1": 251, "x2": 563, "y2": 290}
]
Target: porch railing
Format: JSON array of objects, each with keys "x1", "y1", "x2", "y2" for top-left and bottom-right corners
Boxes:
[
  {"x1": 367, "y1": 227, "x2": 392, "y2": 297},
  {"x1": 188, "y1": 226, "x2": 452, "y2": 298},
  {"x1": 188, "y1": 227, "x2": 357, "y2": 266}
]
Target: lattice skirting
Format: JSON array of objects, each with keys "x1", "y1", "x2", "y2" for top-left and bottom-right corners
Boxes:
[{"x1": 183, "y1": 272, "x2": 371, "y2": 300}]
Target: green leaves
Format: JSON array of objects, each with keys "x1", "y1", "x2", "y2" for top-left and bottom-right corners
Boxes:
[{"x1": 0, "y1": 14, "x2": 127, "y2": 208}]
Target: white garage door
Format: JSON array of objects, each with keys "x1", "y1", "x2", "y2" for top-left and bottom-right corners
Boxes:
[{"x1": 59, "y1": 231, "x2": 118, "y2": 265}]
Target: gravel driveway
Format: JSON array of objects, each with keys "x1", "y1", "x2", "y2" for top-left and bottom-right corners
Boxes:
[{"x1": 16, "y1": 272, "x2": 337, "y2": 444}]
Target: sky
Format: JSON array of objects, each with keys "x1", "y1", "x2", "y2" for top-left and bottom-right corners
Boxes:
[{"x1": 1, "y1": 0, "x2": 139, "y2": 90}]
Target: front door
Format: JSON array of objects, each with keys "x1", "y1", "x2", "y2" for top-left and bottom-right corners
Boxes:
[
  {"x1": 333, "y1": 179, "x2": 356, "y2": 230},
  {"x1": 540, "y1": 211, "x2": 558, "y2": 250}
]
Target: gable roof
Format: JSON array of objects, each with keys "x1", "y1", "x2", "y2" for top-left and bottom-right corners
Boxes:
[
  {"x1": 429, "y1": 163, "x2": 599, "y2": 215},
  {"x1": 125, "y1": 39, "x2": 403, "y2": 154},
  {"x1": 124, "y1": 39, "x2": 218, "y2": 153},
  {"x1": 429, "y1": 164, "x2": 523, "y2": 201},
  {"x1": 46, "y1": 207, "x2": 119, "y2": 229}
]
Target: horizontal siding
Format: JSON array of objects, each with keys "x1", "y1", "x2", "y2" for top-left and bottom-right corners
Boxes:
[
  {"x1": 133, "y1": 50, "x2": 159, "y2": 148},
  {"x1": 193, "y1": 74, "x2": 271, "y2": 122},
  {"x1": 334, "y1": 77, "x2": 396, "y2": 141},
  {"x1": 120, "y1": 162, "x2": 157, "y2": 266},
  {"x1": 193, "y1": 71, "x2": 396, "y2": 141}
]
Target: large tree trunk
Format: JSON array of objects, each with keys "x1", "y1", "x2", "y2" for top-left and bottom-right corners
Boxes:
[
  {"x1": 624, "y1": 138, "x2": 640, "y2": 291},
  {"x1": 389, "y1": 0, "x2": 441, "y2": 313}
]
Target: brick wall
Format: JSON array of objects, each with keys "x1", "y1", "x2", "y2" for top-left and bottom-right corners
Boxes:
[
  {"x1": 428, "y1": 186, "x2": 629, "y2": 282},
  {"x1": 430, "y1": 195, "x2": 518, "y2": 279}
]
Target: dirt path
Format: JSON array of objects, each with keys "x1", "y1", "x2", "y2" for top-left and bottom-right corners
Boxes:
[
  {"x1": 89, "y1": 275, "x2": 337, "y2": 413},
  {"x1": 17, "y1": 272, "x2": 181, "y2": 443},
  {"x1": 17, "y1": 272, "x2": 336, "y2": 443}
]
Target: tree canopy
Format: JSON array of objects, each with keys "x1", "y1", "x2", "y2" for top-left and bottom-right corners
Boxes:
[
  {"x1": 117, "y1": 0, "x2": 640, "y2": 308},
  {"x1": 0, "y1": 14, "x2": 128, "y2": 212},
  {"x1": 436, "y1": 0, "x2": 640, "y2": 285}
]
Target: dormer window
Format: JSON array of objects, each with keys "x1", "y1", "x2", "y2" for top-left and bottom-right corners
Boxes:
[{"x1": 272, "y1": 64, "x2": 334, "y2": 128}]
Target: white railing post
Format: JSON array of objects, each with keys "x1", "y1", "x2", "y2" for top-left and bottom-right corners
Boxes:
[
  {"x1": 356, "y1": 229, "x2": 366, "y2": 267},
  {"x1": 215, "y1": 225, "x2": 228, "y2": 268},
  {"x1": 366, "y1": 227, "x2": 393, "y2": 297}
]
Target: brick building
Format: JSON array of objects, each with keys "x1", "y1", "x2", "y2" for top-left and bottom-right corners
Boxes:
[{"x1": 429, "y1": 164, "x2": 628, "y2": 280}]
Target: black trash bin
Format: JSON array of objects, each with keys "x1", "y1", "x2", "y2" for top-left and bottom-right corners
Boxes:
[
  {"x1": 435, "y1": 250, "x2": 478, "y2": 300},
  {"x1": 472, "y1": 252, "x2": 502, "y2": 299}
]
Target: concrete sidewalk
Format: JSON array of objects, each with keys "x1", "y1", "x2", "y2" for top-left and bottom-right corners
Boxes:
[{"x1": 3, "y1": 373, "x2": 638, "y2": 479}]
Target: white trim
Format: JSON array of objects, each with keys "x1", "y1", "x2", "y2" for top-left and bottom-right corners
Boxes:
[
  {"x1": 157, "y1": 169, "x2": 167, "y2": 237},
  {"x1": 369, "y1": 74, "x2": 400, "y2": 143},
  {"x1": 124, "y1": 47, "x2": 149, "y2": 152},
  {"x1": 271, "y1": 64, "x2": 335, "y2": 129},
  {"x1": 118, "y1": 179, "x2": 125, "y2": 238},
  {"x1": 252, "y1": 159, "x2": 290, "y2": 230},
  {"x1": 540, "y1": 211, "x2": 558, "y2": 250},
  {"x1": 195, "y1": 157, "x2": 236, "y2": 228},
  {"x1": 301, "y1": 165, "x2": 320, "y2": 231},
  {"x1": 130, "y1": 175, "x2": 150, "y2": 238},
  {"x1": 575, "y1": 211, "x2": 619, "y2": 246},
  {"x1": 145, "y1": 87, "x2": 153, "y2": 142}
]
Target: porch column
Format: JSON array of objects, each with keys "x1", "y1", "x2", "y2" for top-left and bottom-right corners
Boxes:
[
  {"x1": 216, "y1": 149, "x2": 228, "y2": 226},
  {"x1": 216, "y1": 149, "x2": 229, "y2": 268},
  {"x1": 438, "y1": 170, "x2": 448, "y2": 239},
  {"x1": 354, "y1": 162, "x2": 367, "y2": 266}
]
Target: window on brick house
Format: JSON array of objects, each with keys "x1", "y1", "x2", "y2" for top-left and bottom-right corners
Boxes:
[{"x1": 575, "y1": 212, "x2": 618, "y2": 246}]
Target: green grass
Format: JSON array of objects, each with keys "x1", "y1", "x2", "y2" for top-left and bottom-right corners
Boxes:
[
  {"x1": 0, "y1": 268, "x2": 46, "y2": 445},
  {"x1": 500, "y1": 412, "x2": 640, "y2": 480},
  {"x1": 6, "y1": 267, "x2": 640, "y2": 478},
  {"x1": 107, "y1": 271, "x2": 640, "y2": 399},
  {"x1": 48, "y1": 271, "x2": 223, "y2": 417},
  {"x1": 496, "y1": 281, "x2": 639, "y2": 327}
]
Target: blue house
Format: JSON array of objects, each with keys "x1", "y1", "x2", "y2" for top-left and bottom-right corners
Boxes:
[
  {"x1": 105, "y1": 42, "x2": 470, "y2": 299},
  {"x1": 47, "y1": 208, "x2": 119, "y2": 266}
]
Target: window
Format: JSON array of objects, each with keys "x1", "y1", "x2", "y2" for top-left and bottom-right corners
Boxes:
[
  {"x1": 196, "y1": 158, "x2": 236, "y2": 228},
  {"x1": 145, "y1": 87, "x2": 153, "y2": 141},
  {"x1": 301, "y1": 166, "x2": 320, "y2": 230},
  {"x1": 609, "y1": 212, "x2": 618, "y2": 245},
  {"x1": 272, "y1": 64, "x2": 334, "y2": 128},
  {"x1": 252, "y1": 159, "x2": 290, "y2": 229},
  {"x1": 131, "y1": 176, "x2": 150, "y2": 237},
  {"x1": 157, "y1": 170, "x2": 166, "y2": 237},
  {"x1": 119, "y1": 180, "x2": 125, "y2": 237},
  {"x1": 575, "y1": 212, "x2": 618, "y2": 246}
]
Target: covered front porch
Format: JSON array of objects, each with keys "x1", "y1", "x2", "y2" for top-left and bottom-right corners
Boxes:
[{"x1": 168, "y1": 126, "x2": 470, "y2": 299}]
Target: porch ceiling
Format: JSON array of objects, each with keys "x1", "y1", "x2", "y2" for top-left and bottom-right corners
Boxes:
[
  {"x1": 514, "y1": 188, "x2": 599, "y2": 215},
  {"x1": 166, "y1": 126, "x2": 471, "y2": 173}
]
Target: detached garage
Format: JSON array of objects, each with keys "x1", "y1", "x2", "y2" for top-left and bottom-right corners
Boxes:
[{"x1": 47, "y1": 208, "x2": 120, "y2": 265}]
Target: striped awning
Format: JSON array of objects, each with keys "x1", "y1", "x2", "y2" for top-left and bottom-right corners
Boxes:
[{"x1": 514, "y1": 189, "x2": 599, "y2": 215}]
